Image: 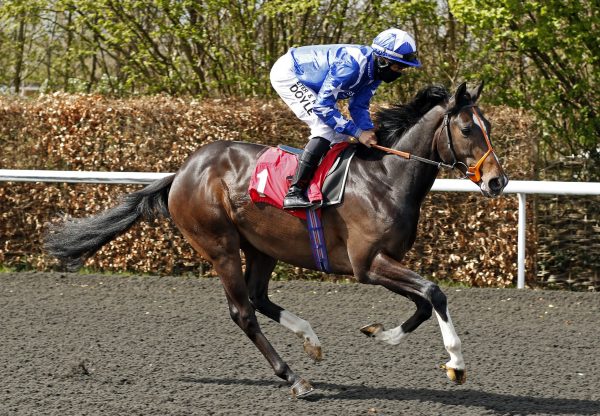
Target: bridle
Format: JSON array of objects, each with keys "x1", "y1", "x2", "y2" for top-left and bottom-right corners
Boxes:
[
  {"x1": 372, "y1": 104, "x2": 496, "y2": 184},
  {"x1": 464, "y1": 107, "x2": 495, "y2": 183}
]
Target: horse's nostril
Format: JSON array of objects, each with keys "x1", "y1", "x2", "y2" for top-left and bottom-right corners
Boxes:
[{"x1": 489, "y1": 177, "x2": 502, "y2": 192}]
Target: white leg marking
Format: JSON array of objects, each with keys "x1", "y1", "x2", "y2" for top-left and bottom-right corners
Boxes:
[
  {"x1": 374, "y1": 325, "x2": 409, "y2": 345},
  {"x1": 280, "y1": 310, "x2": 321, "y2": 348},
  {"x1": 434, "y1": 307, "x2": 465, "y2": 369}
]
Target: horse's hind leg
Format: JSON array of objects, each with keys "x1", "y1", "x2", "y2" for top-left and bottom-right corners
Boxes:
[
  {"x1": 177, "y1": 223, "x2": 314, "y2": 397},
  {"x1": 358, "y1": 253, "x2": 466, "y2": 384},
  {"x1": 216, "y1": 251, "x2": 315, "y2": 397},
  {"x1": 243, "y1": 247, "x2": 323, "y2": 362}
]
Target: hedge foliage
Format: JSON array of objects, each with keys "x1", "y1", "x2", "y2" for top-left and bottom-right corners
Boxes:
[{"x1": 1, "y1": 93, "x2": 540, "y2": 286}]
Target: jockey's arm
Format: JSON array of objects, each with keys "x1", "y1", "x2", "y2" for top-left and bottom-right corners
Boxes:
[
  {"x1": 348, "y1": 82, "x2": 381, "y2": 134},
  {"x1": 313, "y1": 61, "x2": 362, "y2": 139}
]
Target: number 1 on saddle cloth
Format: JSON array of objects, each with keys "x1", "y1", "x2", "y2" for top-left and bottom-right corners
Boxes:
[{"x1": 248, "y1": 143, "x2": 353, "y2": 272}]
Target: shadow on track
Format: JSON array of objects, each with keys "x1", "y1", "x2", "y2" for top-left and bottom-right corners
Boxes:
[{"x1": 179, "y1": 377, "x2": 600, "y2": 415}]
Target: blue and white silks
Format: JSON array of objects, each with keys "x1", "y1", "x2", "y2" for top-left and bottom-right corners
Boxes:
[
  {"x1": 270, "y1": 44, "x2": 381, "y2": 142},
  {"x1": 289, "y1": 45, "x2": 381, "y2": 139}
]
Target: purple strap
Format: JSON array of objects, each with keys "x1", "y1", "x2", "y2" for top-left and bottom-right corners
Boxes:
[{"x1": 306, "y1": 207, "x2": 330, "y2": 273}]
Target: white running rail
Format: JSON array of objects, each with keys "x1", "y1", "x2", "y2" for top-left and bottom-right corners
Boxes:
[{"x1": 2, "y1": 169, "x2": 599, "y2": 289}]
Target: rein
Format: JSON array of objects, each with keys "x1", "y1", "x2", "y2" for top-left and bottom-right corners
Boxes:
[
  {"x1": 371, "y1": 144, "x2": 456, "y2": 170},
  {"x1": 372, "y1": 104, "x2": 496, "y2": 183}
]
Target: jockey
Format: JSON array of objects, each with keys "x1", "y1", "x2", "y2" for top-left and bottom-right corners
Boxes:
[{"x1": 270, "y1": 28, "x2": 421, "y2": 210}]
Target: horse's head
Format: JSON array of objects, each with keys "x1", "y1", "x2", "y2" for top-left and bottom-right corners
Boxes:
[{"x1": 436, "y1": 82, "x2": 509, "y2": 197}]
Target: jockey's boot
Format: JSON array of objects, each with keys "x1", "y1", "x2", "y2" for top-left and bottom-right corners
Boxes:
[{"x1": 283, "y1": 137, "x2": 330, "y2": 210}]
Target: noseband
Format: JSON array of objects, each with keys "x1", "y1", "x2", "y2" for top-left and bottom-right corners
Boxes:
[
  {"x1": 467, "y1": 109, "x2": 495, "y2": 182},
  {"x1": 372, "y1": 104, "x2": 497, "y2": 183}
]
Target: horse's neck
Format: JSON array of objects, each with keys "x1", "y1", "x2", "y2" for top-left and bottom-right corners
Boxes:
[{"x1": 382, "y1": 107, "x2": 444, "y2": 202}]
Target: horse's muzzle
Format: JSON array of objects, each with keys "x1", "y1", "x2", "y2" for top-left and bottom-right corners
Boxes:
[{"x1": 481, "y1": 173, "x2": 509, "y2": 197}]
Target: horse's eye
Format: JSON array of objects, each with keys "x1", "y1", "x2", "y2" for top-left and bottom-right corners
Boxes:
[{"x1": 461, "y1": 127, "x2": 472, "y2": 136}]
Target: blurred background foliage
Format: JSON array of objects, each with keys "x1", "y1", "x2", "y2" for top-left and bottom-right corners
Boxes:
[
  {"x1": 0, "y1": 1, "x2": 598, "y2": 287},
  {"x1": 0, "y1": 0, "x2": 597, "y2": 172}
]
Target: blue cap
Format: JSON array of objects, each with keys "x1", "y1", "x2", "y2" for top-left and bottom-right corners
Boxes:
[{"x1": 372, "y1": 28, "x2": 421, "y2": 67}]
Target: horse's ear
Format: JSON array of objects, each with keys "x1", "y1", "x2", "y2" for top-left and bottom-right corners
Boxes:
[
  {"x1": 468, "y1": 81, "x2": 484, "y2": 103},
  {"x1": 455, "y1": 81, "x2": 467, "y2": 97},
  {"x1": 448, "y1": 82, "x2": 468, "y2": 112}
]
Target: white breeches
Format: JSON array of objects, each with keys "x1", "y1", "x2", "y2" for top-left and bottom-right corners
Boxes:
[{"x1": 270, "y1": 52, "x2": 349, "y2": 144}]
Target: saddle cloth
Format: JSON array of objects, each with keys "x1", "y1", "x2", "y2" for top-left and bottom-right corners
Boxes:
[{"x1": 248, "y1": 142, "x2": 356, "y2": 219}]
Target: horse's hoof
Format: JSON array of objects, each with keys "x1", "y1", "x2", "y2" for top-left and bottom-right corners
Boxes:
[
  {"x1": 291, "y1": 378, "x2": 315, "y2": 398},
  {"x1": 441, "y1": 364, "x2": 467, "y2": 384},
  {"x1": 303, "y1": 340, "x2": 323, "y2": 362},
  {"x1": 360, "y1": 323, "x2": 385, "y2": 337}
]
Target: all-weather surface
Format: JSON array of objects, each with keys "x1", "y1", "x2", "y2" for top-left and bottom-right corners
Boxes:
[{"x1": 1, "y1": 272, "x2": 598, "y2": 416}]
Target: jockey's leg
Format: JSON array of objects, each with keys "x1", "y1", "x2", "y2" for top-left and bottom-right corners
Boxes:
[
  {"x1": 283, "y1": 136, "x2": 330, "y2": 209},
  {"x1": 270, "y1": 52, "x2": 337, "y2": 210}
]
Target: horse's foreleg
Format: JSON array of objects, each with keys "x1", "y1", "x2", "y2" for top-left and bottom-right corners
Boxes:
[
  {"x1": 252, "y1": 296, "x2": 323, "y2": 362},
  {"x1": 433, "y1": 303, "x2": 466, "y2": 383},
  {"x1": 244, "y1": 250, "x2": 322, "y2": 362},
  {"x1": 359, "y1": 253, "x2": 466, "y2": 384},
  {"x1": 360, "y1": 294, "x2": 431, "y2": 345}
]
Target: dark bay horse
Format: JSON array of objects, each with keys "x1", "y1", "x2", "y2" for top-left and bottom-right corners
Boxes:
[{"x1": 45, "y1": 82, "x2": 508, "y2": 398}]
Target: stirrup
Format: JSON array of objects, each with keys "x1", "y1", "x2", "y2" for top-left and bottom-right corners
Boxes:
[
  {"x1": 283, "y1": 199, "x2": 314, "y2": 210},
  {"x1": 283, "y1": 192, "x2": 313, "y2": 210}
]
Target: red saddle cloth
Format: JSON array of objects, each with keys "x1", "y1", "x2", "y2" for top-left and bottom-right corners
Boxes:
[{"x1": 248, "y1": 143, "x2": 349, "y2": 219}]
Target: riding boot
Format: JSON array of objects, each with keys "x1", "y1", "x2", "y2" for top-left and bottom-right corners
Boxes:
[{"x1": 283, "y1": 137, "x2": 330, "y2": 210}]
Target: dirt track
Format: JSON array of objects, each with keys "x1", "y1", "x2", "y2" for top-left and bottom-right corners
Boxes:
[{"x1": 1, "y1": 272, "x2": 599, "y2": 415}]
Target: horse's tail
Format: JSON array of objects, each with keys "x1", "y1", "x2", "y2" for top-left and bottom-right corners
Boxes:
[{"x1": 45, "y1": 174, "x2": 176, "y2": 271}]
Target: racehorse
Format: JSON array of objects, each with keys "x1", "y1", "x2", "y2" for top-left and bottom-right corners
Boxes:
[{"x1": 45, "y1": 82, "x2": 508, "y2": 398}]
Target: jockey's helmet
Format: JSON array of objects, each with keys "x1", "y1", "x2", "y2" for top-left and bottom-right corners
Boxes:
[{"x1": 372, "y1": 28, "x2": 421, "y2": 68}]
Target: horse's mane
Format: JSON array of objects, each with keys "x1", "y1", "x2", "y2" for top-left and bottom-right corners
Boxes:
[{"x1": 356, "y1": 84, "x2": 449, "y2": 159}]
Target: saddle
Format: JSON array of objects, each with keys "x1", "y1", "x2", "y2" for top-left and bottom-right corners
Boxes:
[{"x1": 248, "y1": 143, "x2": 356, "y2": 219}]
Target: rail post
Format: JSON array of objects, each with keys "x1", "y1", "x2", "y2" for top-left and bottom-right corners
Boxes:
[{"x1": 517, "y1": 193, "x2": 526, "y2": 289}]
